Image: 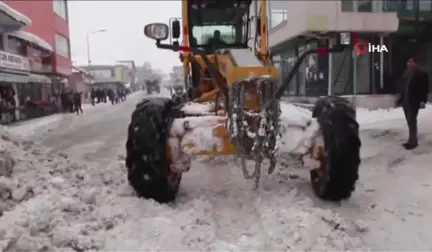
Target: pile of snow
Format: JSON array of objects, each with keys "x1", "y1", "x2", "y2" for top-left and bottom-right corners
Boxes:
[
  {"x1": 0, "y1": 125, "x2": 125, "y2": 251},
  {"x1": 0, "y1": 127, "x2": 33, "y2": 215}
]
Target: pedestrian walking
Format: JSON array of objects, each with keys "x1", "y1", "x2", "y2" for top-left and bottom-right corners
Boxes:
[
  {"x1": 108, "y1": 89, "x2": 115, "y2": 105},
  {"x1": 90, "y1": 88, "x2": 96, "y2": 106},
  {"x1": 73, "y1": 91, "x2": 83, "y2": 115},
  {"x1": 396, "y1": 57, "x2": 429, "y2": 150}
]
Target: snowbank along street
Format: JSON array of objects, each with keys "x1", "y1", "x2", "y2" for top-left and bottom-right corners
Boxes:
[{"x1": 1, "y1": 91, "x2": 432, "y2": 251}]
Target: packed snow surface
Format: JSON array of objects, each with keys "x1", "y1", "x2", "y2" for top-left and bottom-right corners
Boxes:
[{"x1": 1, "y1": 94, "x2": 432, "y2": 251}]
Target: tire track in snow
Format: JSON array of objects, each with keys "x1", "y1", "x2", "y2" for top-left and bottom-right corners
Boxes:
[{"x1": 180, "y1": 158, "x2": 272, "y2": 250}]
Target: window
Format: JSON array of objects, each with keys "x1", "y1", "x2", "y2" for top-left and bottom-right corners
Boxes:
[
  {"x1": 268, "y1": 1, "x2": 287, "y2": 28},
  {"x1": 189, "y1": 6, "x2": 249, "y2": 47},
  {"x1": 0, "y1": 34, "x2": 3, "y2": 50},
  {"x1": 90, "y1": 69, "x2": 113, "y2": 79},
  {"x1": 342, "y1": 0, "x2": 374, "y2": 12},
  {"x1": 6, "y1": 37, "x2": 27, "y2": 56},
  {"x1": 192, "y1": 26, "x2": 237, "y2": 45},
  {"x1": 53, "y1": 0, "x2": 67, "y2": 20},
  {"x1": 270, "y1": 9, "x2": 288, "y2": 28},
  {"x1": 55, "y1": 33, "x2": 70, "y2": 58},
  {"x1": 405, "y1": 0, "x2": 432, "y2": 11}
]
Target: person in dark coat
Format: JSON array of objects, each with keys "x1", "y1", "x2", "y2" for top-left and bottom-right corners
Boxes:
[
  {"x1": 73, "y1": 91, "x2": 83, "y2": 114},
  {"x1": 96, "y1": 88, "x2": 102, "y2": 103},
  {"x1": 90, "y1": 88, "x2": 96, "y2": 106},
  {"x1": 107, "y1": 89, "x2": 115, "y2": 104},
  {"x1": 103, "y1": 89, "x2": 108, "y2": 103},
  {"x1": 396, "y1": 58, "x2": 429, "y2": 150},
  {"x1": 60, "y1": 91, "x2": 68, "y2": 112}
]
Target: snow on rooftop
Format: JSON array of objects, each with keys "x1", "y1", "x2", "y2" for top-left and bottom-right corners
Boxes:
[
  {"x1": 0, "y1": 1, "x2": 31, "y2": 26},
  {"x1": 8, "y1": 30, "x2": 53, "y2": 52}
]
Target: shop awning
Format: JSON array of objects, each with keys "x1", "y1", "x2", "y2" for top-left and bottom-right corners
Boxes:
[
  {"x1": 0, "y1": 71, "x2": 29, "y2": 83},
  {"x1": 8, "y1": 30, "x2": 53, "y2": 53},
  {"x1": 29, "y1": 73, "x2": 51, "y2": 84},
  {"x1": 0, "y1": 2, "x2": 31, "y2": 27}
]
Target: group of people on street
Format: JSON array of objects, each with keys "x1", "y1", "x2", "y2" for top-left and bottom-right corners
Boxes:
[
  {"x1": 90, "y1": 87, "x2": 129, "y2": 106},
  {"x1": 59, "y1": 87, "x2": 130, "y2": 116},
  {"x1": 60, "y1": 90, "x2": 83, "y2": 115}
]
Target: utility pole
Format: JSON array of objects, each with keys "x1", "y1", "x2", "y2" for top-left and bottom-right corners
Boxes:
[{"x1": 86, "y1": 29, "x2": 107, "y2": 68}]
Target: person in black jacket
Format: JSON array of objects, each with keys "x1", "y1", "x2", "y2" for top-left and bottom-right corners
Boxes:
[
  {"x1": 396, "y1": 58, "x2": 429, "y2": 150},
  {"x1": 90, "y1": 88, "x2": 96, "y2": 106},
  {"x1": 73, "y1": 91, "x2": 83, "y2": 115}
]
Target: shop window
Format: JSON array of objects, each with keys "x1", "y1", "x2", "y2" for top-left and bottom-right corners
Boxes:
[
  {"x1": 55, "y1": 33, "x2": 70, "y2": 58},
  {"x1": 17, "y1": 83, "x2": 32, "y2": 105},
  {"x1": 0, "y1": 34, "x2": 4, "y2": 50},
  {"x1": 31, "y1": 83, "x2": 42, "y2": 101},
  {"x1": 6, "y1": 37, "x2": 27, "y2": 56},
  {"x1": 53, "y1": 0, "x2": 68, "y2": 20}
]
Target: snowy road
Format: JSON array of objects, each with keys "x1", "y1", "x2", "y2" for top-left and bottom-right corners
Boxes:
[
  {"x1": 40, "y1": 99, "x2": 133, "y2": 162},
  {"x1": 1, "y1": 92, "x2": 432, "y2": 251}
]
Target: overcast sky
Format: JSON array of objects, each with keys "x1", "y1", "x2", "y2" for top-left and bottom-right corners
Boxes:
[{"x1": 68, "y1": 1, "x2": 181, "y2": 74}]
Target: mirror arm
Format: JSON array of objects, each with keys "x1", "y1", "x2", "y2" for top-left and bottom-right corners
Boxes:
[{"x1": 155, "y1": 41, "x2": 177, "y2": 50}]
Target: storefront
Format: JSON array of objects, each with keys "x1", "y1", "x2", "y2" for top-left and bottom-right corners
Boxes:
[
  {"x1": 272, "y1": 39, "x2": 330, "y2": 97},
  {"x1": 272, "y1": 34, "x2": 390, "y2": 97},
  {"x1": 0, "y1": 49, "x2": 29, "y2": 123}
]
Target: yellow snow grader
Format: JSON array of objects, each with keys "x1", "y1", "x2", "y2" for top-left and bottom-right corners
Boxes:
[{"x1": 126, "y1": 0, "x2": 361, "y2": 203}]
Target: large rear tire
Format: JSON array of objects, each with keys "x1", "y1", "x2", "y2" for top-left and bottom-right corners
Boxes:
[
  {"x1": 125, "y1": 97, "x2": 184, "y2": 203},
  {"x1": 310, "y1": 96, "x2": 361, "y2": 201}
]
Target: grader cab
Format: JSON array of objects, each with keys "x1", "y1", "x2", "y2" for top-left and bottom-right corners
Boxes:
[{"x1": 126, "y1": 0, "x2": 361, "y2": 203}]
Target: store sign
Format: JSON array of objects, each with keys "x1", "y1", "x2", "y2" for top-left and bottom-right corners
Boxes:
[{"x1": 0, "y1": 50, "x2": 28, "y2": 71}]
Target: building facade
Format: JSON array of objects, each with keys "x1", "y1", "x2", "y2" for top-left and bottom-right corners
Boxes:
[
  {"x1": 257, "y1": 0, "x2": 432, "y2": 98},
  {"x1": 262, "y1": 0, "x2": 400, "y2": 97},
  {"x1": 0, "y1": 1, "x2": 71, "y2": 123},
  {"x1": 4, "y1": 0, "x2": 71, "y2": 77},
  {"x1": 80, "y1": 63, "x2": 136, "y2": 90}
]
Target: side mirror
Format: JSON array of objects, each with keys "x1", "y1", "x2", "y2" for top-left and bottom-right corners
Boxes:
[
  {"x1": 144, "y1": 23, "x2": 169, "y2": 41},
  {"x1": 172, "y1": 19, "x2": 181, "y2": 39}
]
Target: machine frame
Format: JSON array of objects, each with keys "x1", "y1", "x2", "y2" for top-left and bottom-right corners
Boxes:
[{"x1": 127, "y1": 0, "x2": 361, "y2": 203}]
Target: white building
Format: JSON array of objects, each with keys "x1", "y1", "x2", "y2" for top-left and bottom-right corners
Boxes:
[
  {"x1": 265, "y1": 0, "x2": 401, "y2": 99},
  {"x1": 249, "y1": 0, "x2": 432, "y2": 106}
]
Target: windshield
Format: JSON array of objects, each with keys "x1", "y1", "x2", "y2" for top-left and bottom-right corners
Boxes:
[
  {"x1": 191, "y1": 25, "x2": 244, "y2": 46},
  {"x1": 188, "y1": 4, "x2": 250, "y2": 48}
]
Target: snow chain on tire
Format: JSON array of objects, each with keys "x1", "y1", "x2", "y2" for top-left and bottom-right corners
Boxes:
[
  {"x1": 126, "y1": 97, "x2": 185, "y2": 203},
  {"x1": 311, "y1": 96, "x2": 361, "y2": 201},
  {"x1": 227, "y1": 76, "x2": 281, "y2": 188}
]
